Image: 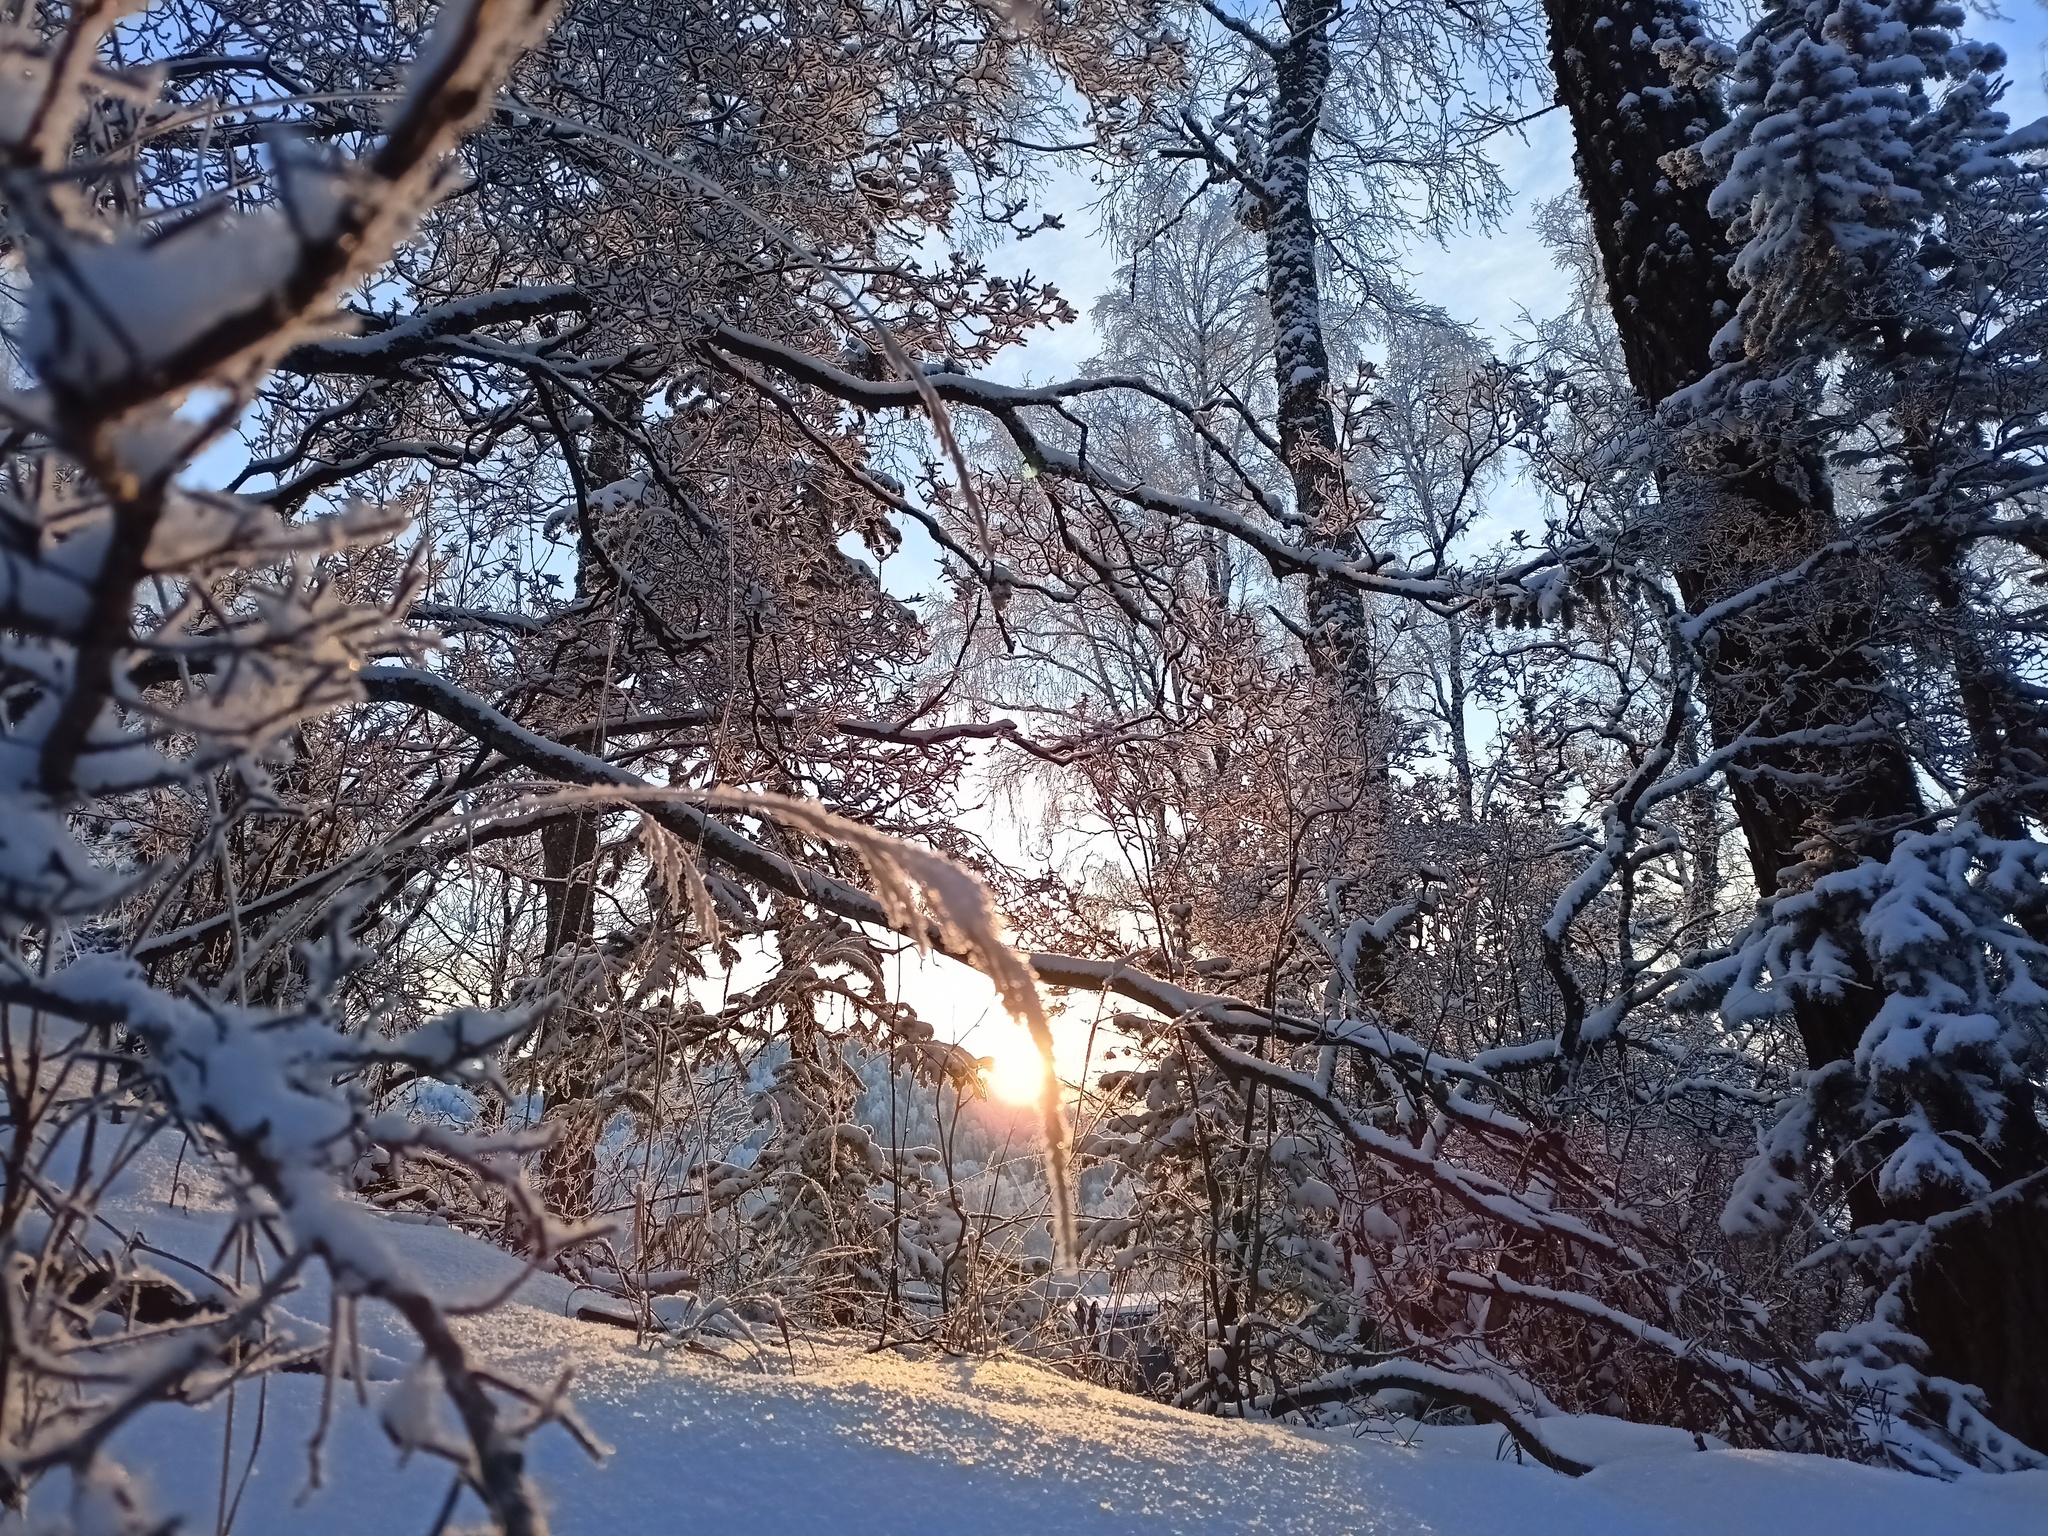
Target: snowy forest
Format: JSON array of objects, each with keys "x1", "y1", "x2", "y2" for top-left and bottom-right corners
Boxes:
[{"x1": 2, "y1": 0, "x2": 2048, "y2": 1530}]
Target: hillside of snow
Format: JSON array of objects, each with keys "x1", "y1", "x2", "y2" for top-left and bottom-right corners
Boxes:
[{"x1": 92, "y1": 1193, "x2": 2048, "y2": 1536}]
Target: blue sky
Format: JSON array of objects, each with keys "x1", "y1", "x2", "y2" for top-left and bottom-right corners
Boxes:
[
  {"x1": 991, "y1": 2, "x2": 2048, "y2": 372},
  {"x1": 845, "y1": 1, "x2": 2048, "y2": 599}
]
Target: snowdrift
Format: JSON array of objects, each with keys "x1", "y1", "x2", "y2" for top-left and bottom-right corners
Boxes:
[{"x1": 96, "y1": 1198, "x2": 2048, "y2": 1536}]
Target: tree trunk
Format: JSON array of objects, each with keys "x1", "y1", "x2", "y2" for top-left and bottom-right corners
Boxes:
[
  {"x1": 535, "y1": 813, "x2": 603, "y2": 1225},
  {"x1": 530, "y1": 387, "x2": 644, "y2": 1228},
  {"x1": 1444, "y1": 614, "x2": 1475, "y2": 824},
  {"x1": 1900, "y1": 1177, "x2": 2048, "y2": 1452},
  {"x1": 1262, "y1": 0, "x2": 1384, "y2": 778}
]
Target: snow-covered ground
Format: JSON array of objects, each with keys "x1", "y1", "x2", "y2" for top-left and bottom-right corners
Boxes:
[{"x1": 95, "y1": 1189, "x2": 2048, "y2": 1536}]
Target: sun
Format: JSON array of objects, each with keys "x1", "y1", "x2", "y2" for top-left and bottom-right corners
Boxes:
[{"x1": 980, "y1": 1031, "x2": 1050, "y2": 1106}]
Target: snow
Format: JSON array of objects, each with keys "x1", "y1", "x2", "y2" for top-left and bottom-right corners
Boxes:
[
  {"x1": 24, "y1": 210, "x2": 307, "y2": 394},
  {"x1": 87, "y1": 1193, "x2": 2048, "y2": 1536}
]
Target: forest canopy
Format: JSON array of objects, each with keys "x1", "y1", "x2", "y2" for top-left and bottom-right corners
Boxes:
[{"x1": 2, "y1": 0, "x2": 2048, "y2": 1529}]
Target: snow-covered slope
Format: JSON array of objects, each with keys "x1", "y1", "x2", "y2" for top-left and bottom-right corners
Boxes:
[{"x1": 101, "y1": 1202, "x2": 2048, "y2": 1536}]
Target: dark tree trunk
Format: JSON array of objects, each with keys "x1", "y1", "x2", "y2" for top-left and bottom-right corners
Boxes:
[
  {"x1": 529, "y1": 388, "x2": 646, "y2": 1228},
  {"x1": 1544, "y1": 0, "x2": 1920, "y2": 906},
  {"x1": 1541, "y1": 0, "x2": 2045, "y2": 1445},
  {"x1": 535, "y1": 813, "x2": 603, "y2": 1225},
  {"x1": 540, "y1": 814, "x2": 602, "y2": 956},
  {"x1": 1899, "y1": 1178, "x2": 2048, "y2": 1452},
  {"x1": 1261, "y1": 0, "x2": 1384, "y2": 777}
]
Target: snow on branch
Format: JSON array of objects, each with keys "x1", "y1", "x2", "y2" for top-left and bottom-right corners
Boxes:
[{"x1": 0, "y1": 5, "x2": 570, "y2": 1531}]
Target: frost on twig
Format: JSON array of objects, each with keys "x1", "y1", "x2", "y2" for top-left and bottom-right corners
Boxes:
[{"x1": 0, "y1": 4, "x2": 565, "y2": 1532}]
